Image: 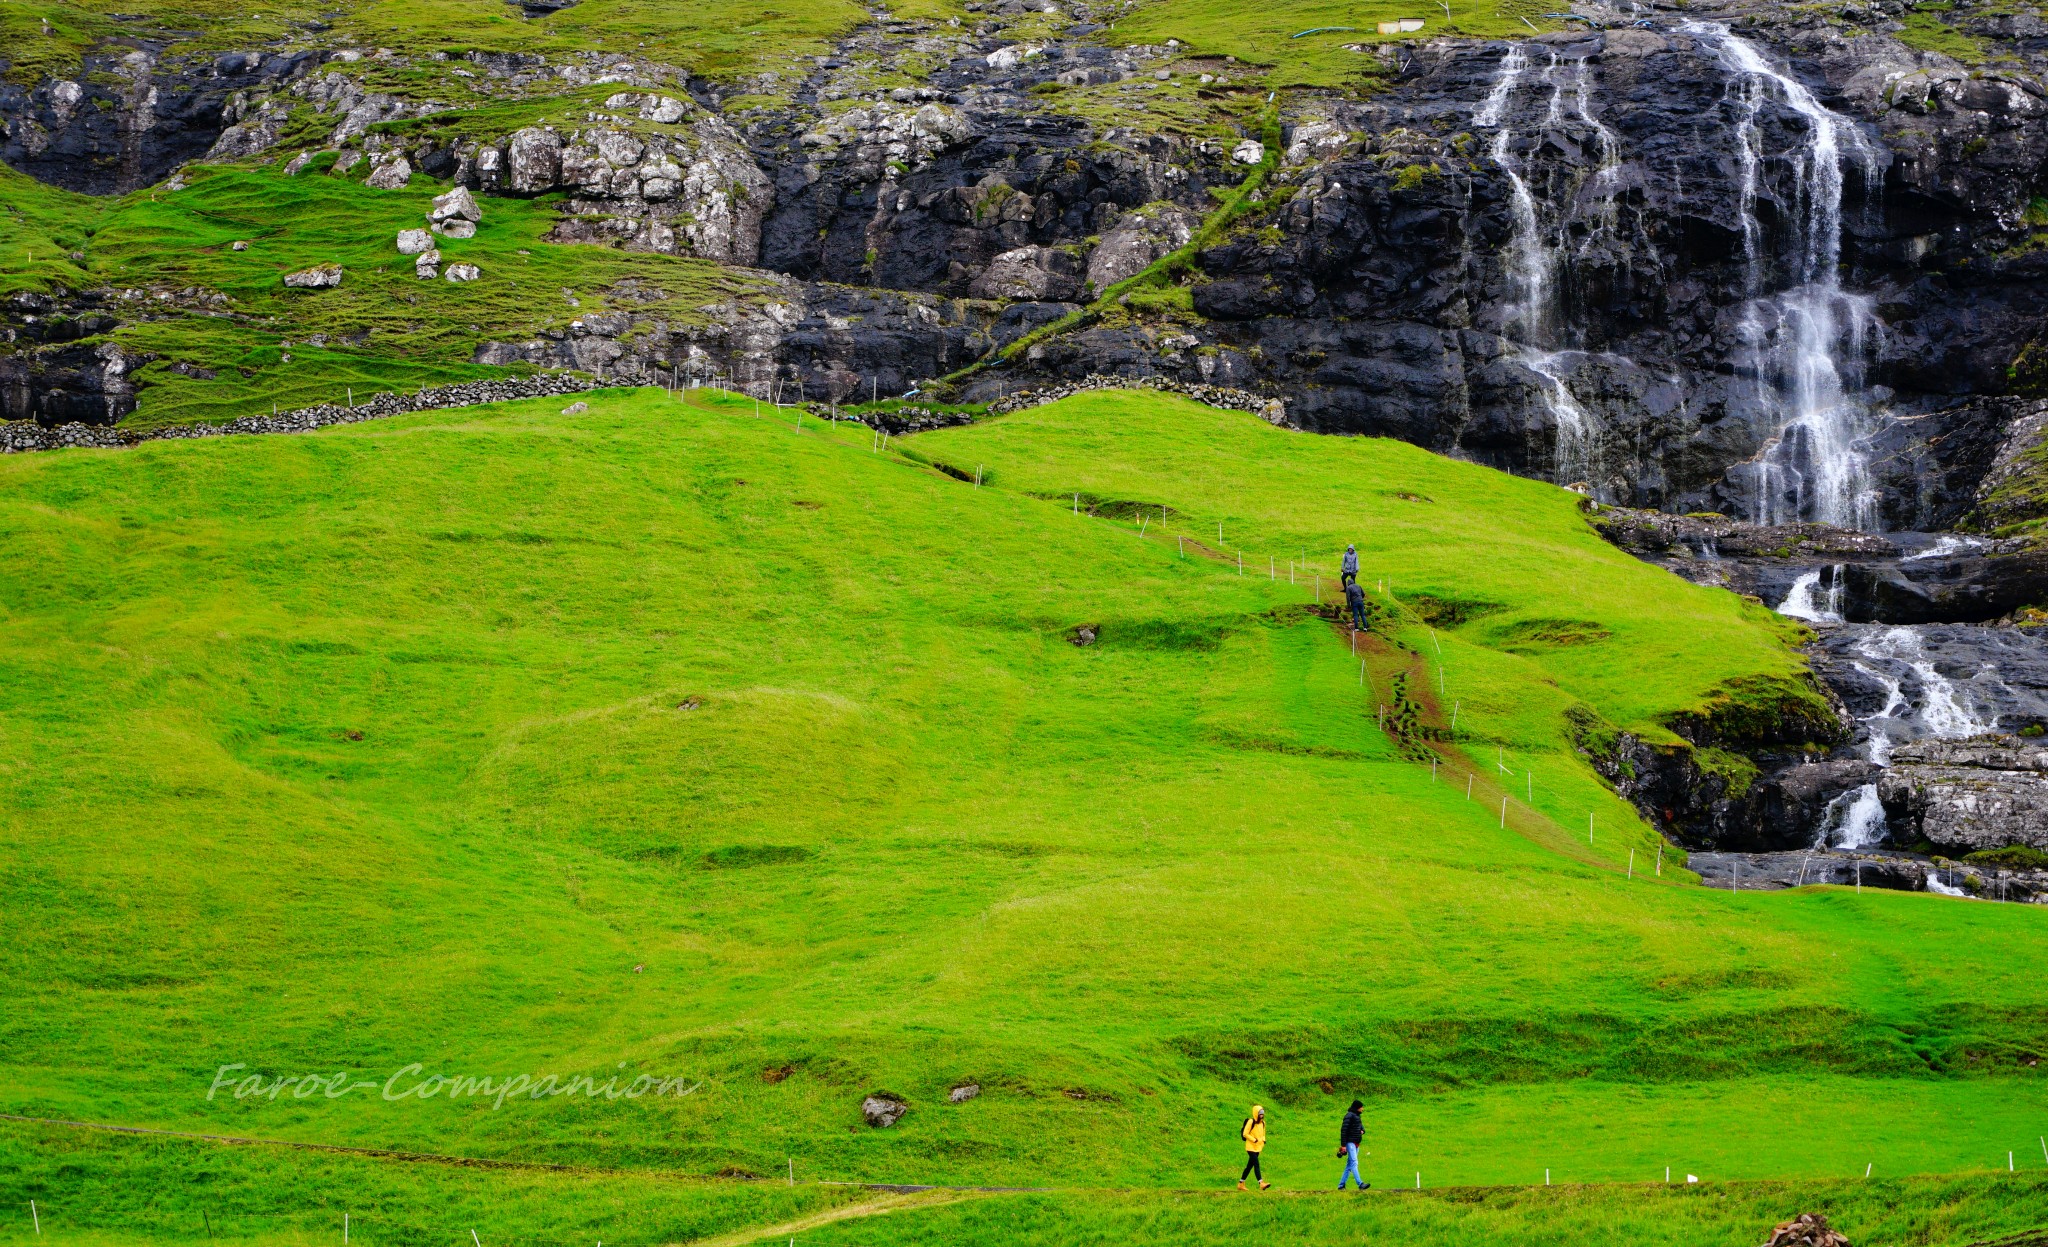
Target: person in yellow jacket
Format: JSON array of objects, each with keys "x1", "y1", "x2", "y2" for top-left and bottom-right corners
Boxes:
[{"x1": 1237, "y1": 1104, "x2": 1270, "y2": 1190}]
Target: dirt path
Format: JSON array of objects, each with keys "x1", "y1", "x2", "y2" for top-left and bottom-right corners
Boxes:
[
  {"x1": 679, "y1": 1189, "x2": 973, "y2": 1247},
  {"x1": 1319, "y1": 607, "x2": 1652, "y2": 877}
]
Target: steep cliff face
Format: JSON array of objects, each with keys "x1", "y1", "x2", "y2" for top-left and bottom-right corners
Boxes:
[{"x1": 11, "y1": 3, "x2": 2048, "y2": 534}]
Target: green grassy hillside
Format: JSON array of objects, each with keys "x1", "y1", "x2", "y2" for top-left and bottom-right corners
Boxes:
[
  {"x1": 1, "y1": 161, "x2": 748, "y2": 428},
  {"x1": 0, "y1": 386, "x2": 2044, "y2": 1243}
]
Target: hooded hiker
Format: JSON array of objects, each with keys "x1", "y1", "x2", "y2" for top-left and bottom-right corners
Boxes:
[
  {"x1": 1238, "y1": 1104, "x2": 1269, "y2": 1191},
  {"x1": 1345, "y1": 578, "x2": 1368, "y2": 632},
  {"x1": 1336, "y1": 1100, "x2": 1369, "y2": 1190},
  {"x1": 1341, "y1": 543, "x2": 1359, "y2": 587}
]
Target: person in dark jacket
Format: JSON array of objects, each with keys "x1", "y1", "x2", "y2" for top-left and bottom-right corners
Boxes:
[
  {"x1": 1336, "y1": 1100, "x2": 1369, "y2": 1190},
  {"x1": 1341, "y1": 544, "x2": 1359, "y2": 587},
  {"x1": 1345, "y1": 579, "x2": 1368, "y2": 632}
]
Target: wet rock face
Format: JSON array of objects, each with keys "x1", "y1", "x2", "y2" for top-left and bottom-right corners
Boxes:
[
  {"x1": 0, "y1": 293, "x2": 137, "y2": 425},
  {"x1": 1880, "y1": 735, "x2": 2048, "y2": 851},
  {"x1": 0, "y1": 48, "x2": 319, "y2": 194},
  {"x1": 1592, "y1": 504, "x2": 2048, "y2": 860},
  {"x1": 12, "y1": 8, "x2": 2048, "y2": 528},
  {"x1": 1596, "y1": 506, "x2": 2048, "y2": 626}
]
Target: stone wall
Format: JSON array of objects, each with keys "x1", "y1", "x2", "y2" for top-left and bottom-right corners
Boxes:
[{"x1": 0, "y1": 373, "x2": 598, "y2": 454}]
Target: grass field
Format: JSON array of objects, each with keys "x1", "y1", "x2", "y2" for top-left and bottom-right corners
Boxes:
[
  {"x1": 1, "y1": 0, "x2": 884, "y2": 90},
  {"x1": 1, "y1": 161, "x2": 749, "y2": 427},
  {"x1": 0, "y1": 386, "x2": 2044, "y2": 1243},
  {"x1": 1113, "y1": 0, "x2": 1552, "y2": 90}
]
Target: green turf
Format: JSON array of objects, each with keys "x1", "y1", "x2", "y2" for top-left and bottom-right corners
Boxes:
[
  {"x1": 1, "y1": 0, "x2": 887, "y2": 89},
  {"x1": 6, "y1": 1123, "x2": 2046, "y2": 1247},
  {"x1": 1, "y1": 161, "x2": 751, "y2": 427},
  {"x1": 1112, "y1": 0, "x2": 1553, "y2": 90},
  {"x1": 0, "y1": 387, "x2": 2044, "y2": 1243}
]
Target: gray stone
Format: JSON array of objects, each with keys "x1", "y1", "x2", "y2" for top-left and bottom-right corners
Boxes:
[
  {"x1": 1085, "y1": 203, "x2": 1197, "y2": 292},
  {"x1": 230, "y1": 240, "x2": 248, "y2": 251},
  {"x1": 429, "y1": 184, "x2": 483, "y2": 224},
  {"x1": 445, "y1": 263, "x2": 481, "y2": 282},
  {"x1": 561, "y1": 401, "x2": 589, "y2": 414},
  {"x1": 948, "y1": 1083, "x2": 981, "y2": 1102},
  {"x1": 364, "y1": 156, "x2": 412, "y2": 189},
  {"x1": 282, "y1": 263, "x2": 343, "y2": 289},
  {"x1": 506, "y1": 127, "x2": 564, "y2": 193},
  {"x1": 414, "y1": 249, "x2": 441, "y2": 279},
  {"x1": 396, "y1": 229, "x2": 434, "y2": 255},
  {"x1": 432, "y1": 218, "x2": 476, "y2": 239},
  {"x1": 861, "y1": 1094, "x2": 908, "y2": 1128},
  {"x1": 1231, "y1": 138, "x2": 1265, "y2": 165}
]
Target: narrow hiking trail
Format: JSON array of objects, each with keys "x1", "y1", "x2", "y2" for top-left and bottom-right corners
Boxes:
[
  {"x1": 1137, "y1": 504, "x2": 1664, "y2": 879},
  {"x1": 1333, "y1": 612, "x2": 1650, "y2": 877},
  {"x1": 679, "y1": 1190, "x2": 968, "y2": 1247}
]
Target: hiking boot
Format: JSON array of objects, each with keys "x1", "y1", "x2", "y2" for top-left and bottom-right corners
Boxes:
[
  {"x1": 1237, "y1": 1181, "x2": 1246, "y2": 1191},
  {"x1": 1259, "y1": 1181, "x2": 1271, "y2": 1191},
  {"x1": 1358, "y1": 1183, "x2": 1371, "y2": 1191}
]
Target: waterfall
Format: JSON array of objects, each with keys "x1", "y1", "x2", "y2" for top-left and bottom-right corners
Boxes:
[
  {"x1": 1845, "y1": 624, "x2": 1998, "y2": 760},
  {"x1": 1689, "y1": 22, "x2": 1887, "y2": 530},
  {"x1": 1774, "y1": 563, "x2": 1844, "y2": 623},
  {"x1": 1477, "y1": 46, "x2": 1616, "y2": 487},
  {"x1": 1817, "y1": 783, "x2": 1887, "y2": 849}
]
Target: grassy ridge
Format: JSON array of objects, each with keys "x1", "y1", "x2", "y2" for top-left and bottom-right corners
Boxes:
[
  {"x1": 1113, "y1": 0, "x2": 1551, "y2": 89},
  {"x1": 0, "y1": 387, "x2": 2042, "y2": 1215},
  {"x1": 1, "y1": 0, "x2": 886, "y2": 88},
  {"x1": 2, "y1": 162, "x2": 750, "y2": 427}
]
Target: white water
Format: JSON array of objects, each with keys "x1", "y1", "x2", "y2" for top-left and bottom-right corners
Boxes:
[
  {"x1": 1811, "y1": 626, "x2": 2006, "y2": 849},
  {"x1": 1477, "y1": 47, "x2": 1617, "y2": 487},
  {"x1": 1775, "y1": 565, "x2": 1844, "y2": 623},
  {"x1": 1818, "y1": 783, "x2": 1887, "y2": 849},
  {"x1": 1844, "y1": 626, "x2": 1999, "y2": 768},
  {"x1": 1690, "y1": 22, "x2": 1887, "y2": 530},
  {"x1": 1902, "y1": 534, "x2": 1985, "y2": 561},
  {"x1": 1925, "y1": 871, "x2": 1969, "y2": 897}
]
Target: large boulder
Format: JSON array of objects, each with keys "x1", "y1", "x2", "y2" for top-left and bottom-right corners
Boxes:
[
  {"x1": 860, "y1": 1094, "x2": 907, "y2": 1128},
  {"x1": 1086, "y1": 203, "x2": 1198, "y2": 293},
  {"x1": 282, "y1": 263, "x2": 343, "y2": 289},
  {"x1": 969, "y1": 245, "x2": 1083, "y2": 302},
  {"x1": 396, "y1": 228, "x2": 433, "y2": 255},
  {"x1": 429, "y1": 185, "x2": 482, "y2": 225},
  {"x1": 506, "y1": 127, "x2": 564, "y2": 193},
  {"x1": 364, "y1": 156, "x2": 411, "y2": 189}
]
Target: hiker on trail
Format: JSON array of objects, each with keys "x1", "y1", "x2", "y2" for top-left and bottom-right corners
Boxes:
[
  {"x1": 1336, "y1": 1100, "x2": 1370, "y2": 1191},
  {"x1": 1341, "y1": 543, "x2": 1359, "y2": 587},
  {"x1": 1345, "y1": 578, "x2": 1368, "y2": 632},
  {"x1": 1239, "y1": 1104, "x2": 1270, "y2": 1191}
]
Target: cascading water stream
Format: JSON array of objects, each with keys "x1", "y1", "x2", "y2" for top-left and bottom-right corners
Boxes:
[
  {"x1": 1476, "y1": 47, "x2": 1614, "y2": 488},
  {"x1": 1815, "y1": 626, "x2": 2004, "y2": 848},
  {"x1": 1689, "y1": 22, "x2": 1888, "y2": 530}
]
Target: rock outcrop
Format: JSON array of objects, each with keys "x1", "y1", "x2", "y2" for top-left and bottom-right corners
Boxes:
[{"x1": 1880, "y1": 734, "x2": 2048, "y2": 852}]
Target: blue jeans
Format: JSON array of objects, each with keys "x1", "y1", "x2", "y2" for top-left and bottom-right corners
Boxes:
[{"x1": 1338, "y1": 1142, "x2": 1362, "y2": 1188}]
